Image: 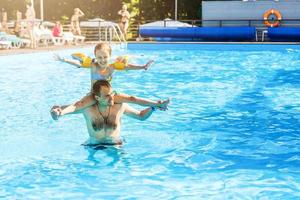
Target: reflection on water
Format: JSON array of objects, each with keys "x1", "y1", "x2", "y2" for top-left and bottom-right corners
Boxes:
[
  {"x1": 85, "y1": 145, "x2": 127, "y2": 167},
  {"x1": 0, "y1": 45, "x2": 300, "y2": 199}
]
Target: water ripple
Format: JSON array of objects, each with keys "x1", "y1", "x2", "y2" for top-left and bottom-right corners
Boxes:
[{"x1": 0, "y1": 45, "x2": 300, "y2": 198}]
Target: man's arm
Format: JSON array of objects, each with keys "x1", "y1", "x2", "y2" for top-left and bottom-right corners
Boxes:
[
  {"x1": 114, "y1": 93, "x2": 170, "y2": 110},
  {"x1": 50, "y1": 94, "x2": 97, "y2": 120},
  {"x1": 123, "y1": 104, "x2": 156, "y2": 121}
]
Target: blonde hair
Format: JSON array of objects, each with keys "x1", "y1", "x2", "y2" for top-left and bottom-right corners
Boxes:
[{"x1": 94, "y1": 42, "x2": 112, "y2": 56}]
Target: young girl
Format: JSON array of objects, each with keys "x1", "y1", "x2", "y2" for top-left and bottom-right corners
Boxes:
[
  {"x1": 53, "y1": 43, "x2": 166, "y2": 113},
  {"x1": 54, "y1": 42, "x2": 153, "y2": 86}
]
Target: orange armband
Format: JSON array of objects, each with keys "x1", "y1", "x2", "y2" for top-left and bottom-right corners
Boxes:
[
  {"x1": 71, "y1": 52, "x2": 92, "y2": 68},
  {"x1": 110, "y1": 55, "x2": 129, "y2": 70}
]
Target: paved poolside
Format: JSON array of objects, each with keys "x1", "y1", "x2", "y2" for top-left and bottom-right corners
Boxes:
[
  {"x1": 0, "y1": 43, "x2": 94, "y2": 56},
  {"x1": 1, "y1": 41, "x2": 300, "y2": 56}
]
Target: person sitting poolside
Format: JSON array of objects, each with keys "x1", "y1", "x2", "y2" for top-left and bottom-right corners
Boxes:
[
  {"x1": 52, "y1": 21, "x2": 63, "y2": 37},
  {"x1": 50, "y1": 80, "x2": 170, "y2": 146}
]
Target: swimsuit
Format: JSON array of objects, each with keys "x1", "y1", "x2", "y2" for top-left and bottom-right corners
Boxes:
[
  {"x1": 83, "y1": 142, "x2": 122, "y2": 150},
  {"x1": 91, "y1": 73, "x2": 108, "y2": 81},
  {"x1": 90, "y1": 59, "x2": 113, "y2": 81}
]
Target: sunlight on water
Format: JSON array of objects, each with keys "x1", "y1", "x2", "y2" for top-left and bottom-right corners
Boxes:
[{"x1": 0, "y1": 44, "x2": 300, "y2": 199}]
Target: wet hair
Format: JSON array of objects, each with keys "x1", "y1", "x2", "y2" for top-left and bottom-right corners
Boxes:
[
  {"x1": 92, "y1": 80, "x2": 112, "y2": 96},
  {"x1": 94, "y1": 42, "x2": 112, "y2": 56}
]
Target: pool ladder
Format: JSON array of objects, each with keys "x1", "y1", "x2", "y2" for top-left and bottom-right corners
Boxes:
[{"x1": 104, "y1": 25, "x2": 127, "y2": 49}]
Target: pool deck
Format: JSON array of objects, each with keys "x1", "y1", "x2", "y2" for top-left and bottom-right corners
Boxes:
[
  {"x1": 0, "y1": 41, "x2": 300, "y2": 56},
  {"x1": 0, "y1": 43, "x2": 95, "y2": 56}
]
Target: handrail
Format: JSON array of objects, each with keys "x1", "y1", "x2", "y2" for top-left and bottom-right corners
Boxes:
[{"x1": 104, "y1": 24, "x2": 127, "y2": 49}]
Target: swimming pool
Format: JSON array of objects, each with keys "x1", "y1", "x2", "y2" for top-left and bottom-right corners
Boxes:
[{"x1": 1, "y1": 43, "x2": 300, "y2": 199}]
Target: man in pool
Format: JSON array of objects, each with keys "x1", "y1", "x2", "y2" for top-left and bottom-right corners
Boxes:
[{"x1": 50, "y1": 80, "x2": 170, "y2": 146}]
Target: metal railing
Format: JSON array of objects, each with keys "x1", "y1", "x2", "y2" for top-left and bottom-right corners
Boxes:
[{"x1": 104, "y1": 24, "x2": 127, "y2": 48}]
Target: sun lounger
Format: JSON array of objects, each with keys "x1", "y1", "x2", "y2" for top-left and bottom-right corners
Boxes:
[
  {"x1": 34, "y1": 28, "x2": 53, "y2": 46},
  {"x1": 73, "y1": 35, "x2": 85, "y2": 45},
  {"x1": 52, "y1": 36, "x2": 64, "y2": 45},
  {"x1": 62, "y1": 32, "x2": 74, "y2": 45},
  {"x1": 20, "y1": 38, "x2": 31, "y2": 48},
  {"x1": 0, "y1": 34, "x2": 23, "y2": 48},
  {"x1": 0, "y1": 40, "x2": 12, "y2": 49},
  {"x1": 55, "y1": 32, "x2": 85, "y2": 45}
]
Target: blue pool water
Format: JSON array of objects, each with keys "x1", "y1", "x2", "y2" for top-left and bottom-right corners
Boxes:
[{"x1": 1, "y1": 44, "x2": 300, "y2": 199}]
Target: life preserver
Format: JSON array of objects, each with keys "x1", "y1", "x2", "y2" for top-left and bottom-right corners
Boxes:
[
  {"x1": 263, "y1": 9, "x2": 282, "y2": 27},
  {"x1": 71, "y1": 52, "x2": 128, "y2": 70}
]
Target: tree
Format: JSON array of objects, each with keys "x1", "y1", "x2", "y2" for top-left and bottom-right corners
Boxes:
[{"x1": 1, "y1": 0, "x2": 202, "y2": 21}]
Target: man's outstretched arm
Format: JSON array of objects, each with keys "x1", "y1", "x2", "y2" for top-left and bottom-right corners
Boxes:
[
  {"x1": 123, "y1": 100, "x2": 169, "y2": 121},
  {"x1": 50, "y1": 95, "x2": 96, "y2": 120},
  {"x1": 123, "y1": 104, "x2": 157, "y2": 121},
  {"x1": 115, "y1": 94, "x2": 170, "y2": 110}
]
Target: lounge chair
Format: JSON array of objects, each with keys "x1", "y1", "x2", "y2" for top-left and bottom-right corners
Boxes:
[
  {"x1": 51, "y1": 30, "x2": 85, "y2": 45},
  {"x1": 73, "y1": 35, "x2": 85, "y2": 45},
  {"x1": 34, "y1": 28, "x2": 53, "y2": 46},
  {"x1": 52, "y1": 36, "x2": 64, "y2": 45},
  {"x1": 0, "y1": 34, "x2": 23, "y2": 48},
  {"x1": 62, "y1": 32, "x2": 74, "y2": 45},
  {"x1": 0, "y1": 40, "x2": 12, "y2": 49}
]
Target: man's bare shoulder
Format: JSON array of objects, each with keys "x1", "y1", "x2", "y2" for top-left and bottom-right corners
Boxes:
[{"x1": 112, "y1": 102, "x2": 127, "y2": 113}]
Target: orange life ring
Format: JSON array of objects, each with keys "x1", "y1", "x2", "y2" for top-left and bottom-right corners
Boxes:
[{"x1": 263, "y1": 9, "x2": 282, "y2": 27}]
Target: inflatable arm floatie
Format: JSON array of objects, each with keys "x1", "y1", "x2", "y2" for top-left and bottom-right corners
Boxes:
[
  {"x1": 71, "y1": 52, "x2": 93, "y2": 68},
  {"x1": 71, "y1": 53, "x2": 128, "y2": 70},
  {"x1": 110, "y1": 55, "x2": 129, "y2": 70}
]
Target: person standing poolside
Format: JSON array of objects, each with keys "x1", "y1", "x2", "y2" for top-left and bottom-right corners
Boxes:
[
  {"x1": 1, "y1": 9, "x2": 8, "y2": 33},
  {"x1": 25, "y1": 2, "x2": 36, "y2": 48},
  {"x1": 71, "y1": 8, "x2": 84, "y2": 36},
  {"x1": 14, "y1": 10, "x2": 22, "y2": 36},
  {"x1": 50, "y1": 80, "x2": 170, "y2": 146},
  {"x1": 118, "y1": 4, "x2": 130, "y2": 36}
]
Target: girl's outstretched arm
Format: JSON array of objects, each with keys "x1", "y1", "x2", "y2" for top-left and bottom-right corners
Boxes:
[
  {"x1": 125, "y1": 60, "x2": 154, "y2": 70},
  {"x1": 53, "y1": 53, "x2": 82, "y2": 68}
]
